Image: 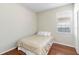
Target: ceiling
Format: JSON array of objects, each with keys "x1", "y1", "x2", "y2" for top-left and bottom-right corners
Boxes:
[{"x1": 21, "y1": 3, "x2": 71, "y2": 12}]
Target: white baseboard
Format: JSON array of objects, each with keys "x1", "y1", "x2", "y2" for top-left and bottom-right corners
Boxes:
[
  {"x1": 76, "y1": 50, "x2": 79, "y2": 54},
  {"x1": 0, "y1": 42, "x2": 77, "y2": 55},
  {"x1": 54, "y1": 41, "x2": 75, "y2": 48},
  {"x1": 76, "y1": 47, "x2": 79, "y2": 54},
  {"x1": 0, "y1": 47, "x2": 16, "y2": 55},
  {"x1": 54, "y1": 42, "x2": 79, "y2": 54}
]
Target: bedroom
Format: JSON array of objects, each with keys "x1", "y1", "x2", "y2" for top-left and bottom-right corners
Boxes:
[{"x1": 0, "y1": 3, "x2": 78, "y2": 55}]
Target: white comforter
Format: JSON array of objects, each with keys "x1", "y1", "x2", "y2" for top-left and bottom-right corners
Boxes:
[{"x1": 17, "y1": 35, "x2": 53, "y2": 55}]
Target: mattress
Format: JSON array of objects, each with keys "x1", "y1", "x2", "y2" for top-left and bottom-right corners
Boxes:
[{"x1": 17, "y1": 35, "x2": 53, "y2": 55}]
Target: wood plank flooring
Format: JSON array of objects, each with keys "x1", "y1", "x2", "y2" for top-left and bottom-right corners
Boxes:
[
  {"x1": 48, "y1": 43, "x2": 77, "y2": 55},
  {"x1": 2, "y1": 43, "x2": 78, "y2": 55}
]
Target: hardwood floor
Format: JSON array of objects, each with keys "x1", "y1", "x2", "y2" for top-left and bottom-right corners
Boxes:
[
  {"x1": 48, "y1": 43, "x2": 77, "y2": 55},
  {"x1": 2, "y1": 48, "x2": 26, "y2": 55},
  {"x1": 2, "y1": 43, "x2": 77, "y2": 55}
]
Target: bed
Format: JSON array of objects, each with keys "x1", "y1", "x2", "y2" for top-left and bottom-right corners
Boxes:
[{"x1": 17, "y1": 32, "x2": 53, "y2": 55}]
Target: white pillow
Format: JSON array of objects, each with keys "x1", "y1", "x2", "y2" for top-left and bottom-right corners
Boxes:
[
  {"x1": 37, "y1": 32, "x2": 51, "y2": 36},
  {"x1": 37, "y1": 32, "x2": 44, "y2": 35}
]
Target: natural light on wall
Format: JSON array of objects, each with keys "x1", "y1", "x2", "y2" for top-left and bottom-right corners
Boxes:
[{"x1": 74, "y1": 4, "x2": 79, "y2": 54}]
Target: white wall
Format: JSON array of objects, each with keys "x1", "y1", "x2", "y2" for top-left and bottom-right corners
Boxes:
[
  {"x1": 37, "y1": 4, "x2": 75, "y2": 47},
  {"x1": 77, "y1": 11, "x2": 79, "y2": 54},
  {"x1": 0, "y1": 3, "x2": 37, "y2": 53},
  {"x1": 74, "y1": 4, "x2": 79, "y2": 54}
]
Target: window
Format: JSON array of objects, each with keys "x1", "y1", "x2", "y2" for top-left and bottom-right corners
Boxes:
[
  {"x1": 57, "y1": 22, "x2": 71, "y2": 32},
  {"x1": 56, "y1": 10, "x2": 72, "y2": 33}
]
